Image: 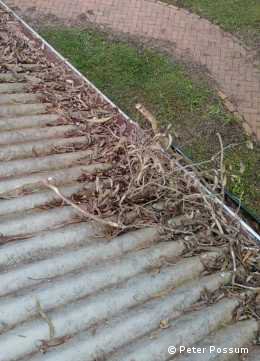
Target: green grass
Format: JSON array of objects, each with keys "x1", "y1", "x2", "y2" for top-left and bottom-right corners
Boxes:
[
  {"x1": 41, "y1": 28, "x2": 260, "y2": 215},
  {"x1": 164, "y1": 0, "x2": 260, "y2": 46}
]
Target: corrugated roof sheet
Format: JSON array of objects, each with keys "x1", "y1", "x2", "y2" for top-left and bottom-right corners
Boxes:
[{"x1": 0, "y1": 3, "x2": 259, "y2": 361}]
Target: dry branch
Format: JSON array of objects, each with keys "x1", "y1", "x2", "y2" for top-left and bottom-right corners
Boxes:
[{"x1": 43, "y1": 180, "x2": 125, "y2": 229}]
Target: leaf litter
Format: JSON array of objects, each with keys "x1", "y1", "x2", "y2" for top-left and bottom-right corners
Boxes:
[{"x1": 0, "y1": 6, "x2": 259, "y2": 334}]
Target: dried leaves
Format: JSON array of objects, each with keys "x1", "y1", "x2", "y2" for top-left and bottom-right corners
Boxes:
[{"x1": 1, "y1": 6, "x2": 259, "y2": 321}]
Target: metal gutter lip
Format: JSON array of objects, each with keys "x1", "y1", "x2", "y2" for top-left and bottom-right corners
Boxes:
[{"x1": 1, "y1": 0, "x2": 259, "y2": 243}]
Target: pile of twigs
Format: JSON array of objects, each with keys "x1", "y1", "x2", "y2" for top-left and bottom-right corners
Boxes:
[{"x1": 1, "y1": 7, "x2": 259, "y2": 317}]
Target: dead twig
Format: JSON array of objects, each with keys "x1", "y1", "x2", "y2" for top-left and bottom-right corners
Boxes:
[
  {"x1": 217, "y1": 132, "x2": 226, "y2": 199},
  {"x1": 230, "y1": 242, "x2": 237, "y2": 285},
  {"x1": 233, "y1": 283, "x2": 260, "y2": 293},
  {"x1": 43, "y1": 179, "x2": 125, "y2": 230},
  {"x1": 36, "y1": 299, "x2": 55, "y2": 339}
]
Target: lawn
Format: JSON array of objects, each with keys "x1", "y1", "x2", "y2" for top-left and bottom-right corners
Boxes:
[
  {"x1": 163, "y1": 0, "x2": 260, "y2": 48},
  {"x1": 41, "y1": 28, "x2": 260, "y2": 216}
]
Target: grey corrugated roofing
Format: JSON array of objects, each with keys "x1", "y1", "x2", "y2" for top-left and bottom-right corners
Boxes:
[{"x1": 0, "y1": 2, "x2": 259, "y2": 361}]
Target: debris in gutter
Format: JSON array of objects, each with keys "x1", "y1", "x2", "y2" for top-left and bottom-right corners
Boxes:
[{"x1": 0, "y1": 7, "x2": 259, "y2": 321}]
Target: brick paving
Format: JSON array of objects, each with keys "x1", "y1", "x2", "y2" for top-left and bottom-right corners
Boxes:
[{"x1": 4, "y1": 0, "x2": 260, "y2": 139}]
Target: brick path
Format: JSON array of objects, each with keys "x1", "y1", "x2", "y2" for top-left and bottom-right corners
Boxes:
[{"x1": 4, "y1": 0, "x2": 260, "y2": 139}]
